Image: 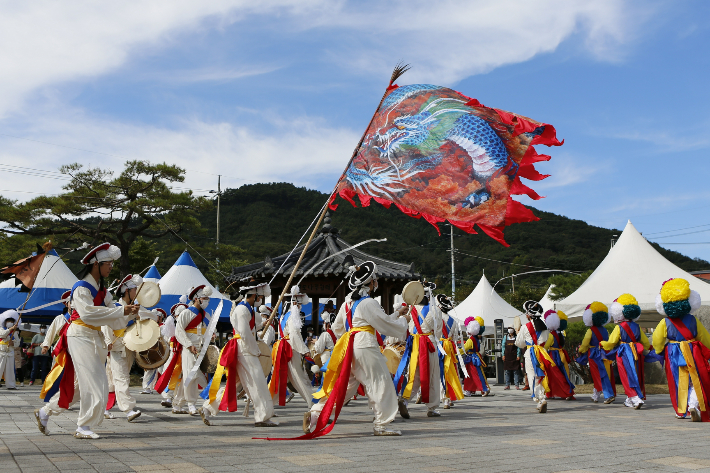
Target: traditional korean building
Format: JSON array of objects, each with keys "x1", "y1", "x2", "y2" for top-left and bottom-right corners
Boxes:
[{"x1": 227, "y1": 213, "x2": 420, "y2": 332}]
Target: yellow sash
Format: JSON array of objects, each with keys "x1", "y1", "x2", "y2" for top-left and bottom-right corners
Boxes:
[
  {"x1": 531, "y1": 344, "x2": 557, "y2": 393},
  {"x1": 40, "y1": 351, "x2": 67, "y2": 400},
  {"x1": 0, "y1": 340, "x2": 8, "y2": 346},
  {"x1": 313, "y1": 325, "x2": 374, "y2": 400},
  {"x1": 440, "y1": 338, "x2": 464, "y2": 400},
  {"x1": 72, "y1": 319, "x2": 102, "y2": 331},
  {"x1": 207, "y1": 334, "x2": 241, "y2": 404},
  {"x1": 186, "y1": 327, "x2": 206, "y2": 335},
  {"x1": 670, "y1": 340, "x2": 707, "y2": 415},
  {"x1": 113, "y1": 328, "x2": 126, "y2": 337}
]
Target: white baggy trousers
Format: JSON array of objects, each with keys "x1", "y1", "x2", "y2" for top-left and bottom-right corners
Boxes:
[
  {"x1": 202, "y1": 350, "x2": 275, "y2": 423},
  {"x1": 108, "y1": 349, "x2": 136, "y2": 412},
  {"x1": 310, "y1": 345, "x2": 398, "y2": 429}
]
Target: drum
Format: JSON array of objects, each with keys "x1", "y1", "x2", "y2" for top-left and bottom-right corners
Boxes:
[
  {"x1": 257, "y1": 341, "x2": 272, "y2": 377},
  {"x1": 123, "y1": 319, "x2": 160, "y2": 352},
  {"x1": 383, "y1": 342, "x2": 407, "y2": 375},
  {"x1": 307, "y1": 339, "x2": 323, "y2": 367},
  {"x1": 402, "y1": 281, "x2": 425, "y2": 306},
  {"x1": 200, "y1": 345, "x2": 220, "y2": 374},
  {"x1": 135, "y1": 337, "x2": 169, "y2": 369},
  {"x1": 135, "y1": 281, "x2": 161, "y2": 308}
]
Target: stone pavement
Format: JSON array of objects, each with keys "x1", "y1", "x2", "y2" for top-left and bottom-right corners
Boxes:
[{"x1": 1, "y1": 384, "x2": 709, "y2": 473}]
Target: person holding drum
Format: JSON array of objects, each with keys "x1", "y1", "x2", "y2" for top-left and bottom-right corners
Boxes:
[
  {"x1": 313, "y1": 310, "x2": 336, "y2": 372},
  {"x1": 35, "y1": 243, "x2": 139, "y2": 439},
  {"x1": 303, "y1": 262, "x2": 410, "y2": 437},
  {"x1": 200, "y1": 282, "x2": 278, "y2": 427},
  {"x1": 269, "y1": 286, "x2": 315, "y2": 408},
  {"x1": 174, "y1": 285, "x2": 212, "y2": 416},
  {"x1": 141, "y1": 307, "x2": 167, "y2": 394},
  {"x1": 102, "y1": 274, "x2": 159, "y2": 422}
]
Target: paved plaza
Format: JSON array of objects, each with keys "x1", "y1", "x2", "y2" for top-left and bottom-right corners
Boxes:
[{"x1": 1, "y1": 384, "x2": 710, "y2": 473}]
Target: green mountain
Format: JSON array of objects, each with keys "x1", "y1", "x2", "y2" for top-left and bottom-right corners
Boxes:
[{"x1": 176, "y1": 182, "x2": 708, "y2": 293}]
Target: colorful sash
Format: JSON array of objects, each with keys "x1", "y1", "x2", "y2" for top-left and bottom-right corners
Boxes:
[
  {"x1": 392, "y1": 306, "x2": 436, "y2": 402},
  {"x1": 201, "y1": 332, "x2": 241, "y2": 412},
  {"x1": 462, "y1": 336, "x2": 489, "y2": 393},
  {"x1": 439, "y1": 337, "x2": 463, "y2": 401},
  {"x1": 269, "y1": 336, "x2": 293, "y2": 406},
  {"x1": 545, "y1": 330, "x2": 575, "y2": 398},
  {"x1": 586, "y1": 327, "x2": 616, "y2": 399},
  {"x1": 154, "y1": 311, "x2": 205, "y2": 393},
  {"x1": 663, "y1": 316, "x2": 710, "y2": 421},
  {"x1": 40, "y1": 280, "x2": 106, "y2": 406},
  {"x1": 524, "y1": 322, "x2": 569, "y2": 398},
  {"x1": 613, "y1": 321, "x2": 646, "y2": 399},
  {"x1": 259, "y1": 325, "x2": 376, "y2": 440}
]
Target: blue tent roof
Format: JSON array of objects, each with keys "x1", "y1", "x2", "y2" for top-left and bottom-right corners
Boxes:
[
  {"x1": 175, "y1": 251, "x2": 197, "y2": 268},
  {"x1": 144, "y1": 265, "x2": 162, "y2": 280}
]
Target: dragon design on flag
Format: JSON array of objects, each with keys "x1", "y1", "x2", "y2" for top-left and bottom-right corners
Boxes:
[{"x1": 333, "y1": 84, "x2": 561, "y2": 246}]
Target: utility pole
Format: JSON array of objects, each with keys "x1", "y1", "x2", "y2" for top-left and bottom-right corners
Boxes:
[
  {"x1": 450, "y1": 224, "x2": 455, "y2": 305},
  {"x1": 216, "y1": 175, "x2": 221, "y2": 247}
]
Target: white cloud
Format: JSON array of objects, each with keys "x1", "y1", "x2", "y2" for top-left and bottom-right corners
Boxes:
[
  {"x1": 0, "y1": 108, "x2": 359, "y2": 202},
  {"x1": 0, "y1": 0, "x2": 639, "y2": 117},
  {"x1": 0, "y1": 0, "x2": 325, "y2": 117}
]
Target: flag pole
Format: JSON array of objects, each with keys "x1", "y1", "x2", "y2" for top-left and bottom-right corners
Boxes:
[{"x1": 260, "y1": 63, "x2": 410, "y2": 331}]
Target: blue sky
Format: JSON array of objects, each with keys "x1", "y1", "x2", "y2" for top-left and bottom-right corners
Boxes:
[{"x1": 1, "y1": 0, "x2": 709, "y2": 263}]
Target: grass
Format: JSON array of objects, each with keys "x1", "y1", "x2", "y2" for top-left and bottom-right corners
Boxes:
[{"x1": 574, "y1": 384, "x2": 669, "y2": 395}]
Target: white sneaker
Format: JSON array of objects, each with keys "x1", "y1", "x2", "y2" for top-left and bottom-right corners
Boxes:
[
  {"x1": 537, "y1": 400, "x2": 547, "y2": 413},
  {"x1": 188, "y1": 405, "x2": 198, "y2": 416},
  {"x1": 127, "y1": 410, "x2": 141, "y2": 422},
  {"x1": 172, "y1": 407, "x2": 188, "y2": 414},
  {"x1": 591, "y1": 390, "x2": 600, "y2": 403},
  {"x1": 199, "y1": 408, "x2": 211, "y2": 426},
  {"x1": 624, "y1": 398, "x2": 634, "y2": 408},
  {"x1": 691, "y1": 407, "x2": 702, "y2": 422},
  {"x1": 74, "y1": 427, "x2": 100, "y2": 439},
  {"x1": 104, "y1": 411, "x2": 115, "y2": 419},
  {"x1": 140, "y1": 389, "x2": 152, "y2": 394}
]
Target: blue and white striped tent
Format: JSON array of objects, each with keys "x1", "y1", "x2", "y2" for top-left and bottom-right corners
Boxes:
[
  {"x1": 154, "y1": 251, "x2": 232, "y2": 321},
  {"x1": 143, "y1": 265, "x2": 162, "y2": 283},
  {"x1": 0, "y1": 250, "x2": 78, "y2": 322}
]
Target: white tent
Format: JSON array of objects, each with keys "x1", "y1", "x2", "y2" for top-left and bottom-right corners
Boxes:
[
  {"x1": 450, "y1": 273, "x2": 521, "y2": 328},
  {"x1": 155, "y1": 251, "x2": 232, "y2": 321},
  {"x1": 0, "y1": 249, "x2": 78, "y2": 321},
  {"x1": 143, "y1": 264, "x2": 162, "y2": 283},
  {"x1": 556, "y1": 220, "x2": 710, "y2": 319},
  {"x1": 539, "y1": 285, "x2": 557, "y2": 313}
]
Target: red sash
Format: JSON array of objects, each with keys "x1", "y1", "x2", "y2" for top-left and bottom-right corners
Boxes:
[
  {"x1": 590, "y1": 326, "x2": 606, "y2": 347},
  {"x1": 411, "y1": 307, "x2": 435, "y2": 403},
  {"x1": 526, "y1": 322, "x2": 538, "y2": 345},
  {"x1": 619, "y1": 322, "x2": 637, "y2": 343},
  {"x1": 326, "y1": 329, "x2": 336, "y2": 345},
  {"x1": 345, "y1": 303, "x2": 353, "y2": 330},
  {"x1": 217, "y1": 331, "x2": 240, "y2": 412},
  {"x1": 667, "y1": 317, "x2": 695, "y2": 341},
  {"x1": 56, "y1": 288, "x2": 106, "y2": 408},
  {"x1": 155, "y1": 311, "x2": 204, "y2": 393},
  {"x1": 270, "y1": 337, "x2": 293, "y2": 406}
]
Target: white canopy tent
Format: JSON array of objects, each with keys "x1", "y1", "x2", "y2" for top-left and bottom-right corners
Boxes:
[
  {"x1": 155, "y1": 251, "x2": 232, "y2": 321},
  {"x1": 556, "y1": 220, "x2": 710, "y2": 321},
  {"x1": 539, "y1": 285, "x2": 556, "y2": 313},
  {"x1": 450, "y1": 273, "x2": 521, "y2": 328}
]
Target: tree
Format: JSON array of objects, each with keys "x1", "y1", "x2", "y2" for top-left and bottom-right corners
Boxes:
[
  {"x1": 0, "y1": 161, "x2": 212, "y2": 274},
  {"x1": 499, "y1": 283, "x2": 547, "y2": 312},
  {"x1": 546, "y1": 270, "x2": 592, "y2": 300}
]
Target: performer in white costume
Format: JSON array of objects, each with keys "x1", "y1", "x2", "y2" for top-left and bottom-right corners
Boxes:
[
  {"x1": 41, "y1": 290, "x2": 71, "y2": 355},
  {"x1": 269, "y1": 286, "x2": 315, "y2": 408},
  {"x1": 515, "y1": 301, "x2": 552, "y2": 414},
  {"x1": 141, "y1": 308, "x2": 167, "y2": 394},
  {"x1": 257, "y1": 305, "x2": 275, "y2": 346},
  {"x1": 200, "y1": 283, "x2": 278, "y2": 427},
  {"x1": 159, "y1": 301, "x2": 184, "y2": 409},
  {"x1": 398, "y1": 283, "x2": 443, "y2": 419},
  {"x1": 35, "y1": 243, "x2": 138, "y2": 439},
  {"x1": 0, "y1": 311, "x2": 21, "y2": 389},
  {"x1": 173, "y1": 285, "x2": 211, "y2": 416},
  {"x1": 313, "y1": 309, "x2": 337, "y2": 369},
  {"x1": 102, "y1": 274, "x2": 158, "y2": 422},
  {"x1": 304, "y1": 262, "x2": 410, "y2": 437}
]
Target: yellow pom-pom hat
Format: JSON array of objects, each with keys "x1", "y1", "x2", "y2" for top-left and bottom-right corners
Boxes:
[
  {"x1": 610, "y1": 293, "x2": 641, "y2": 323},
  {"x1": 656, "y1": 278, "x2": 701, "y2": 318},
  {"x1": 583, "y1": 301, "x2": 610, "y2": 327}
]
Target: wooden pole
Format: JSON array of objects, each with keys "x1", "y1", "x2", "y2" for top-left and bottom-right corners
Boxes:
[{"x1": 261, "y1": 64, "x2": 409, "y2": 332}]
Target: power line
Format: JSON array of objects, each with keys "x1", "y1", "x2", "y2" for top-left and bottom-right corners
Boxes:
[
  {"x1": 650, "y1": 228, "x2": 710, "y2": 240},
  {"x1": 645, "y1": 223, "x2": 710, "y2": 236}
]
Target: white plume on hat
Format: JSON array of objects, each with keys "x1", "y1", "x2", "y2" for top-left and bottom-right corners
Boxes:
[
  {"x1": 466, "y1": 320, "x2": 481, "y2": 336},
  {"x1": 609, "y1": 302, "x2": 625, "y2": 323},
  {"x1": 311, "y1": 364, "x2": 320, "y2": 374},
  {"x1": 288, "y1": 304, "x2": 303, "y2": 332},
  {"x1": 259, "y1": 305, "x2": 271, "y2": 316},
  {"x1": 543, "y1": 310, "x2": 560, "y2": 331},
  {"x1": 121, "y1": 274, "x2": 143, "y2": 291},
  {"x1": 582, "y1": 306, "x2": 594, "y2": 327},
  {"x1": 179, "y1": 294, "x2": 188, "y2": 304},
  {"x1": 94, "y1": 245, "x2": 121, "y2": 263}
]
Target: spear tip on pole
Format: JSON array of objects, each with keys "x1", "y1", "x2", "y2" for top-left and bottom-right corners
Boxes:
[{"x1": 390, "y1": 62, "x2": 411, "y2": 86}]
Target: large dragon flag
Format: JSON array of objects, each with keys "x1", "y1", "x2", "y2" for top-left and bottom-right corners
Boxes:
[{"x1": 330, "y1": 84, "x2": 562, "y2": 246}]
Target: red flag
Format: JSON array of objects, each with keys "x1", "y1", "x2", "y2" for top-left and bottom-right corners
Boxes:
[{"x1": 331, "y1": 84, "x2": 562, "y2": 246}]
